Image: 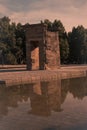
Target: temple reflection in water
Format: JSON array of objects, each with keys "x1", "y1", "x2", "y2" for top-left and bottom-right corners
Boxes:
[{"x1": 0, "y1": 77, "x2": 87, "y2": 118}]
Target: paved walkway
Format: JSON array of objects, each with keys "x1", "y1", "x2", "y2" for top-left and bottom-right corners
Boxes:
[{"x1": 0, "y1": 65, "x2": 87, "y2": 86}]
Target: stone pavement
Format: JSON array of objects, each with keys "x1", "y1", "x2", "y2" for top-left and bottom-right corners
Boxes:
[{"x1": 0, "y1": 65, "x2": 87, "y2": 86}]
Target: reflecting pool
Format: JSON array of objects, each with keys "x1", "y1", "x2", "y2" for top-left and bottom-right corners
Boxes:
[{"x1": 0, "y1": 77, "x2": 87, "y2": 130}]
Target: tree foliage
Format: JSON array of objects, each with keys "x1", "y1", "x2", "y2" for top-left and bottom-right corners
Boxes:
[
  {"x1": 0, "y1": 16, "x2": 26, "y2": 64},
  {"x1": 1, "y1": 16, "x2": 87, "y2": 65},
  {"x1": 68, "y1": 25, "x2": 87, "y2": 64}
]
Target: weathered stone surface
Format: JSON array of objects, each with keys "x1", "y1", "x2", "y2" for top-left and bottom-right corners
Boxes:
[
  {"x1": 26, "y1": 23, "x2": 60, "y2": 70},
  {"x1": 0, "y1": 65, "x2": 87, "y2": 86},
  {"x1": 45, "y1": 31, "x2": 60, "y2": 69}
]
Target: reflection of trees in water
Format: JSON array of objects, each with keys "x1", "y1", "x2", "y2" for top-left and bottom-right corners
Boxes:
[
  {"x1": 0, "y1": 86, "x2": 8, "y2": 116},
  {"x1": 69, "y1": 77, "x2": 87, "y2": 99},
  {"x1": 61, "y1": 79, "x2": 70, "y2": 104},
  {"x1": 0, "y1": 77, "x2": 87, "y2": 118},
  {"x1": 61, "y1": 77, "x2": 87, "y2": 100},
  {"x1": 0, "y1": 84, "x2": 32, "y2": 117}
]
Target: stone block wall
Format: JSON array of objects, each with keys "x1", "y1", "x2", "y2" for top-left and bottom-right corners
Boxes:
[
  {"x1": 26, "y1": 23, "x2": 60, "y2": 70},
  {"x1": 45, "y1": 31, "x2": 60, "y2": 69}
]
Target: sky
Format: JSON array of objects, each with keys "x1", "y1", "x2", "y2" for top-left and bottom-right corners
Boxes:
[{"x1": 0, "y1": 0, "x2": 87, "y2": 32}]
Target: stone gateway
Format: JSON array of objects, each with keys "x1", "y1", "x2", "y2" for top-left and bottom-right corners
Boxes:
[{"x1": 26, "y1": 23, "x2": 60, "y2": 70}]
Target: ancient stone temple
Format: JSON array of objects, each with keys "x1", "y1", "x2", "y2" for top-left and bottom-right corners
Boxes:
[{"x1": 26, "y1": 23, "x2": 60, "y2": 70}]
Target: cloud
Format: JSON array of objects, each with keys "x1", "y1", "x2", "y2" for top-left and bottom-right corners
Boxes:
[
  {"x1": 0, "y1": 0, "x2": 42, "y2": 12},
  {"x1": 0, "y1": 0, "x2": 87, "y2": 31},
  {"x1": 0, "y1": 3, "x2": 12, "y2": 17},
  {"x1": 1, "y1": 0, "x2": 87, "y2": 13},
  {"x1": 72, "y1": 0, "x2": 87, "y2": 7}
]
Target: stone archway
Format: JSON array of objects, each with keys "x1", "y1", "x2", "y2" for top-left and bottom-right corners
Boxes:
[{"x1": 26, "y1": 23, "x2": 60, "y2": 70}]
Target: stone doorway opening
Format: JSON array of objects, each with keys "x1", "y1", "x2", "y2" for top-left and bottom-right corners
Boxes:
[
  {"x1": 30, "y1": 41, "x2": 39, "y2": 70},
  {"x1": 26, "y1": 23, "x2": 60, "y2": 70}
]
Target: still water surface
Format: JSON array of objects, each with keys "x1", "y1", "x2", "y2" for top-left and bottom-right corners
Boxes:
[{"x1": 0, "y1": 77, "x2": 87, "y2": 130}]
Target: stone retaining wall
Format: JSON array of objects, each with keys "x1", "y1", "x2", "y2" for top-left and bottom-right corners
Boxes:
[{"x1": 0, "y1": 66, "x2": 87, "y2": 86}]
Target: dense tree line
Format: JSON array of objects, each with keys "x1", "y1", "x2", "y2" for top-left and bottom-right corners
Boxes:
[
  {"x1": 0, "y1": 16, "x2": 26, "y2": 64},
  {"x1": 68, "y1": 26, "x2": 87, "y2": 64},
  {"x1": 0, "y1": 16, "x2": 87, "y2": 65}
]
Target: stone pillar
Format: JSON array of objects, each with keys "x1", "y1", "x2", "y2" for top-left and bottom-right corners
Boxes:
[
  {"x1": 26, "y1": 40, "x2": 32, "y2": 70},
  {"x1": 39, "y1": 40, "x2": 45, "y2": 70},
  {"x1": 45, "y1": 31, "x2": 60, "y2": 69}
]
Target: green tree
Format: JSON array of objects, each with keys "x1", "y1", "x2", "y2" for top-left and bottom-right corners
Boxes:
[
  {"x1": 44, "y1": 19, "x2": 52, "y2": 31},
  {"x1": 15, "y1": 23, "x2": 26, "y2": 64},
  {"x1": 68, "y1": 25, "x2": 87, "y2": 64},
  {"x1": 53, "y1": 20, "x2": 69, "y2": 63},
  {"x1": 0, "y1": 16, "x2": 17, "y2": 64},
  {"x1": 0, "y1": 16, "x2": 27, "y2": 64}
]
